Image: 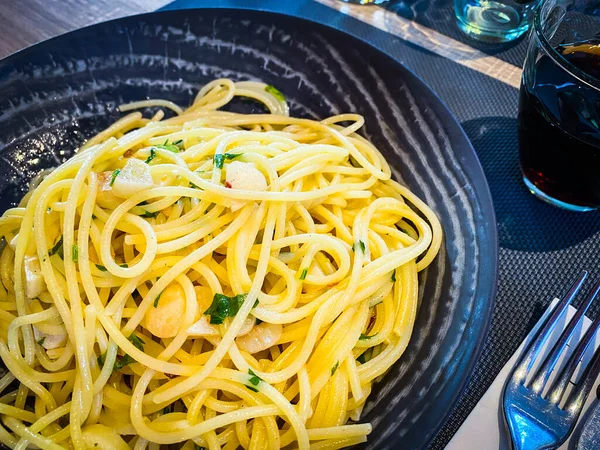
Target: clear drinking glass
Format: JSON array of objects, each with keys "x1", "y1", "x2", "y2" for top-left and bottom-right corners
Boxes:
[
  {"x1": 519, "y1": 0, "x2": 600, "y2": 211},
  {"x1": 454, "y1": 0, "x2": 541, "y2": 42}
]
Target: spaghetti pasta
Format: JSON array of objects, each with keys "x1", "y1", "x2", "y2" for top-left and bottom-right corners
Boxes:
[{"x1": 0, "y1": 78, "x2": 441, "y2": 449}]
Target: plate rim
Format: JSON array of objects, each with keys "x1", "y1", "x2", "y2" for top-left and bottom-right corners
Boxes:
[{"x1": 0, "y1": 7, "x2": 499, "y2": 448}]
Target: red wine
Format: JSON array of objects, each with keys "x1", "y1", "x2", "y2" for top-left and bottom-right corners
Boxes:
[{"x1": 519, "y1": 41, "x2": 600, "y2": 208}]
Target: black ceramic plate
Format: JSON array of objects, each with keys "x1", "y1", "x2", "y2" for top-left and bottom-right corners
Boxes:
[{"x1": 0, "y1": 8, "x2": 497, "y2": 450}]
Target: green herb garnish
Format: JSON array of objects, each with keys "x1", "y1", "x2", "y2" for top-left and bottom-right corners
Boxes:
[
  {"x1": 140, "y1": 210, "x2": 160, "y2": 219},
  {"x1": 213, "y1": 153, "x2": 241, "y2": 169},
  {"x1": 119, "y1": 263, "x2": 128, "y2": 268},
  {"x1": 391, "y1": 270, "x2": 396, "y2": 282},
  {"x1": 331, "y1": 361, "x2": 339, "y2": 376},
  {"x1": 145, "y1": 148, "x2": 156, "y2": 164},
  {"x1": 128, "y1": 334, "x2": 145, "y2": 352},
  {"x1": 265, "y1": 85, "x2": 285, "y2": 102},
  {"x1": 248, "y1": 368, "x2": 262, "y2": 387},
  {"x1": 299, "y1": 268, "x2": 308, "y2": 280},
  {"x1": 95, "y1": 264, "x2": 107, "y2": 272},
  {"x1": 97, "y1": 351, "x2": 135, "y2": 372},
  {"x1": 71, "y1": 245, "x2": 78, "y2": 263},
  {"x1": 49, "y1": 236, "x2": 63, "y2": 258},
  {"x1": 353, "y1": 240, "x2": 366, "y2": 253},
  {"x1": 153, "y1": 293, "x2": 162, "y2": 308},
  {"x1": 155, "y1": 139, "x2": 180, "y2": 153},
  {"x1": 114, "y1": 354, "x2": 135, "y2": 371},
  {"x1": 359, "y1": 333, "x2": 376, "y2": 340},
  {"x1": 204, "y1": 293, "x2": 248, "y2": 325},
  {"x1": 246, "y1": 385, "x2": 259, "y2": 393},
  {"x1": 110, "y1": 169, "x2": 121, "y2": 186}
]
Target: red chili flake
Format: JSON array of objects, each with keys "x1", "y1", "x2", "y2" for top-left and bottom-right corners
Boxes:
[
  {"x1": 123, "y1": 149, "x2": 134, "y2": 158},
  {"x1": 225, "y1": 182, "x2": 232, "y2": 188}
]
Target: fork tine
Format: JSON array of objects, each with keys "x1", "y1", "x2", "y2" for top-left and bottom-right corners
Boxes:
[
  {"x1": 529, "y1": 278, "x2": 600, "y2": 393},
  {"x1": 547, "y1": 287, "x2": 600, "y2": 405},
  {"x1": 511, "y1": 271, "x2": 587, "y2": 384},
  {"x1": 564, "y1": 331, "x2": 600, "y2": 415}
]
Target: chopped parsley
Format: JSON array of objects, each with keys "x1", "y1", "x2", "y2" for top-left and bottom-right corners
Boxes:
[
  {"x1": 331, "y1": 361, "x2": 340, "y2": 376},
  {"x1": 114, "y1": 354, "x2": 134, "y2": 370},
  {"x1": 71, "y1": 245, "x2": 78, "y2": 263},
  {"x1": 204, "y1": 293, "x2": 248, "y2": 325},
  {"x1": 189, "y1": 182, "x2": 200, "y2": 189},
  {"x1": 155, "y1": 139, "x2": 180, "y2": 153},
  {"x1": 359, "y1": 333, "x2": 376, "y2": 340},
  {"x1": 357, "y1": 349, "x2": 372, "y2": 365},
  {"x1": 140, "y1": 210, "x2": 160, "y2": 219},
  {"x1": 153, "y1": 293, "x2": 162, "y2": 308},
  {"x1": 110, "y1": 169, "x2": 121, "y2": 186},
  {"x1": 97, "y1": 352, "x2": 135, "y2": 372},
  {"x1": 299, "y1": 268, "x2": 308, "y2": 280},
  {"x1": 391, "y1": 270, "x2": 396, "y2": 282},
  {"x1": 95, "y1": 264, "x2": 107, "y2": 272},
  {"x1": 128, "y1": 334, "x2": 145, "y2": 352},
  {"x1": 49, "y1": 236, "x2": 63, "y2": 258},
  {"x1": 145, "y1": 148, "x2": 156, "y2": 164},
  {"x1": 119, "y1": 263, "x2": 129, "y2": 268},
  {"x1": 37, "y1": 336, "x2": 46, "y2": 346},
  {"x1": 213, "y1": 153, "x2": 242, "y2": 169},
  {"x1": 265, "y1": 85, "x2": 285, "y2": 102},
  {"x1": 353, "y1": 240, "x2": 366, "y2": 254},
  {"x1": 248, "y1": 368, "x2": 262, "y2": 387}
]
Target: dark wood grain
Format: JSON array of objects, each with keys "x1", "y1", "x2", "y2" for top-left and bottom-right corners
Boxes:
[{"x1": 0, "y1": 0, "x2": 169, "y2": 58}]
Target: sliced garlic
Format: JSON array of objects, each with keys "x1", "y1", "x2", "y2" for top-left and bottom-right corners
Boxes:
[
  {"x1": 112, "y1": 158, "x2": 153, "y2": 199},
  {"x1": 236, "y1": 322, "x2": 282, "y2": 354},
  {"x1": 24, "y1": 256, "x2": 45, "y2": 299},
  {"x1": 186, "y1": 315, "x2": 220, "y2": 336},
  {"x1": 225, "y1": 161, "x2": 267, "y2": 211},
  {"x1": 145, "y1": 283, "x2": 186, "y2": 339},
  {"x1": 33, "y1": 325, "x2": 67, "y2": 350}
]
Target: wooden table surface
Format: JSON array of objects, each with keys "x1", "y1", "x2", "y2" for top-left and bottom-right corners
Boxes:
[{"x1": 0, "y1": 0, "x2": 170, "y2": 58}]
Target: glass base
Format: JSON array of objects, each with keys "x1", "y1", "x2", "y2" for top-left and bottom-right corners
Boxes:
[
  {"x1": 456, "y1": 1, "x2": 530, "y2": 43},
  {"x1": 523, "y1": 177, "x2": 598, "y2": 212}
]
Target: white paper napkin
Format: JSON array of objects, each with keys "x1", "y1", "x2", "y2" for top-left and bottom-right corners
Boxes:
[{"x1": 446, "y1": 299, "x2": 600, "y2": 450}]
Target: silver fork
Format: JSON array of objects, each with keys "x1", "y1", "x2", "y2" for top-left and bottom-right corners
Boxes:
[{"x1": 502, "y1": 271, "x2": 600, "y2": 450}]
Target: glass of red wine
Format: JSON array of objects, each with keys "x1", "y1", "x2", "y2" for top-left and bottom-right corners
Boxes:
[{"x1": 519, "y1": 0, "x2": 600, "y2": 211}]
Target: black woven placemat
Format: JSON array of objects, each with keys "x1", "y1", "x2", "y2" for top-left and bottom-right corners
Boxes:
[{"x1": 161, "y1": 0, "x2": 600, "y2": 448}]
